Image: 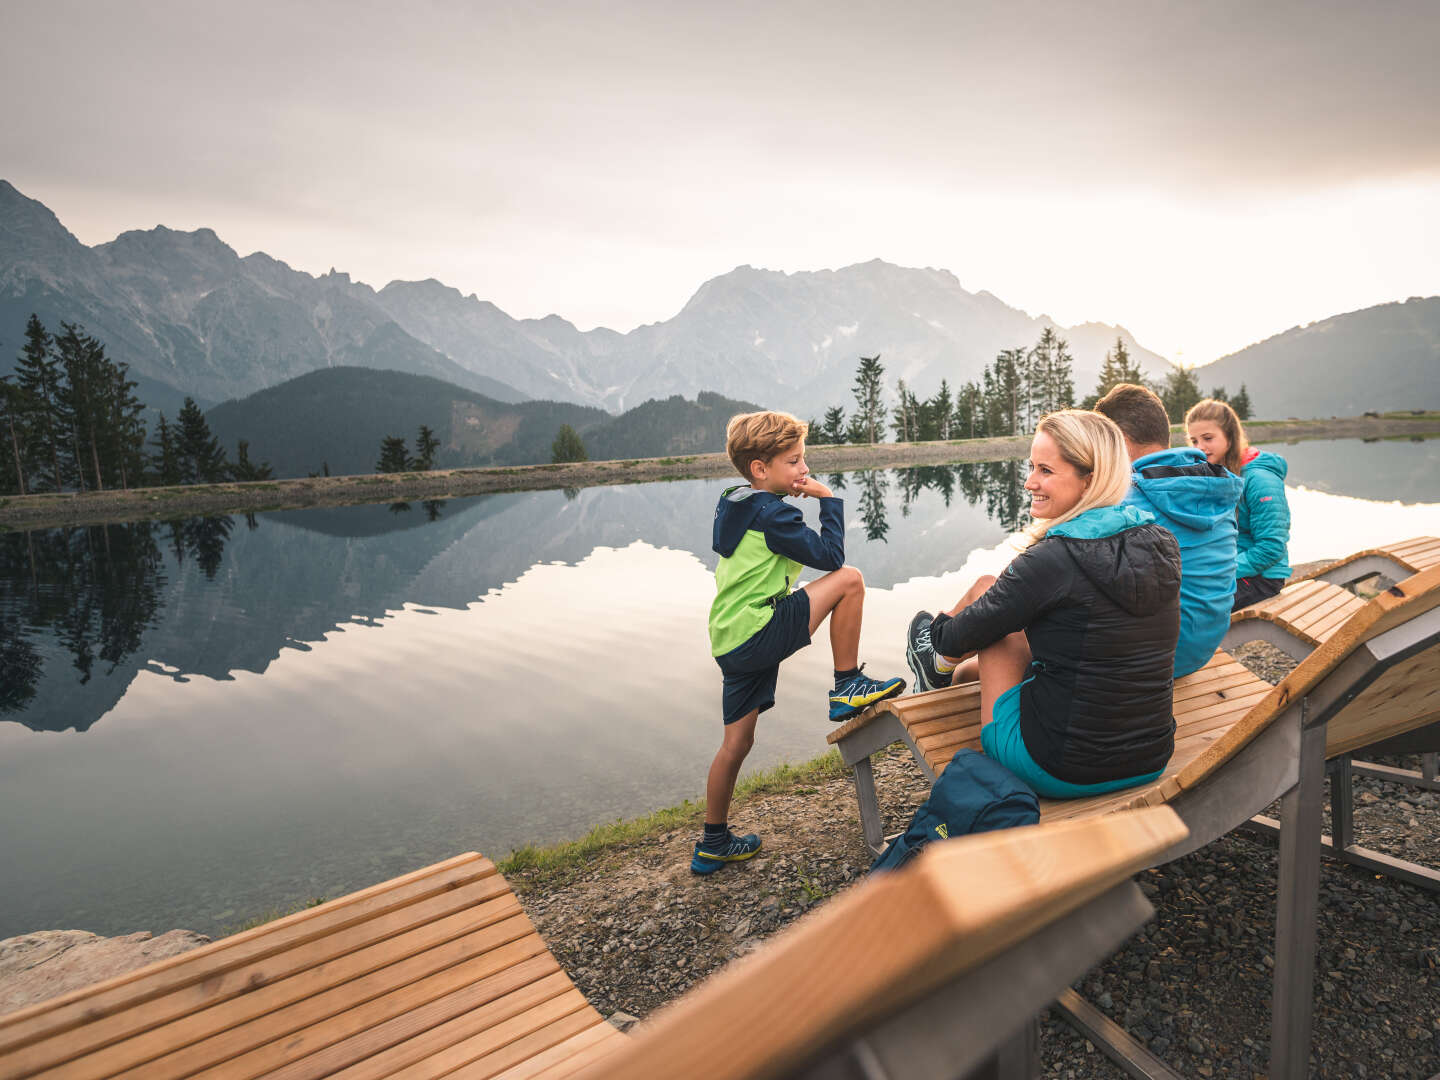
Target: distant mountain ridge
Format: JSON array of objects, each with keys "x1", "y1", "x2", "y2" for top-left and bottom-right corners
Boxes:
[
  {"x1": 1195, "y1": 297, "x2": 1440, "y2": 418},
  {"x1": 2, "y1": 180, "x2": 1166, "y2": 415},
  {"x1": 204, "y1": 367, "x2": 760, "y2": 479}
]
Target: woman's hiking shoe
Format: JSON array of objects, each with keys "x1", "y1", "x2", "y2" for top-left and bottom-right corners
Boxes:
[
  {"x1": 828, "y1": 667, "x2": 906, "y2": 721},
  {"x1": 690, "y1": 830, "x2": 762, "y2": 874},
  {"x1": 905, "y1": 610, "x2": 950, "y2": 693}
]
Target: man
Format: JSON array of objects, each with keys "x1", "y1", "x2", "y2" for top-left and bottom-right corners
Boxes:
[{"x1": 1095, "y1": 384, "x2": 1243, "y2": 677}]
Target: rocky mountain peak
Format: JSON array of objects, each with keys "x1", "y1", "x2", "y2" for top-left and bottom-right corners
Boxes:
[{"x1": 0, "y1": 178, "x2": 86, "y2": 261}]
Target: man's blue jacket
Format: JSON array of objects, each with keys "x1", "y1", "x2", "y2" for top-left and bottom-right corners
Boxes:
[{"x1": 1123, "y1": 448, "x2": 1243, "y2": 677}]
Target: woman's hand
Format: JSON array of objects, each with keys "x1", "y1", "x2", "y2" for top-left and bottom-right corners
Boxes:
[{"x1": 793, "y1": 475, "x2": 833, "y2": 499}]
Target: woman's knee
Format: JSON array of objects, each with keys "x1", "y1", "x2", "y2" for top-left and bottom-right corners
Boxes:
[{"x1": 967, "y1": 574, "x2": 997, "y2": 601}]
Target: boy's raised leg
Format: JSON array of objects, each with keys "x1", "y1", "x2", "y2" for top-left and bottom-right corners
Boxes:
[{"x1": 805, "y1": 566, "x2": 906, "y2": 720}]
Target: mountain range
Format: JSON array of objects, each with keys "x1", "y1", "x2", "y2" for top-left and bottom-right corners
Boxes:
[{"x1": 1, "y1": 180, "x2": 1165, "y2": 415}]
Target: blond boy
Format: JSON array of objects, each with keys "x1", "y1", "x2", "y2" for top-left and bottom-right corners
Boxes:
[{"x1": 695, "y1": 411, "x2": 904, "y2": 873}]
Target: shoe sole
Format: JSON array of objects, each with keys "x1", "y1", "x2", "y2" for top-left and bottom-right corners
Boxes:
[
  {"x1": 690, "y1": 846, "x2": 761, "y2": 874},
  {"x1": 828, "y1": 679, "x2": 906, "y2": 722},
  {"x1": 905, "y1": 641, "x2": 937, "y2": 694}
]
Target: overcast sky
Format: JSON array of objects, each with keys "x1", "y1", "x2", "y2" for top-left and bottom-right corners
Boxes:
[{"x1": 3, "y1": 0, "x2": 1438, "y2": 364}]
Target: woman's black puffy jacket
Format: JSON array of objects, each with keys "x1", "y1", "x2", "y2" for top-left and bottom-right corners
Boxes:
[{"x1": 930, "y1": 518, "x2": 1182, "y2": 785}]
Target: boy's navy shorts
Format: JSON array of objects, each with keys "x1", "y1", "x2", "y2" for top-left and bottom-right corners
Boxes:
[{"x1": 715, "y1": 589, "x2": 812, "y2": 725}]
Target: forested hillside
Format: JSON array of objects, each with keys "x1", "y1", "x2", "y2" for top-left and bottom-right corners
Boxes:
[
  {"x1": 205, "y1": 368, "x2": 605, "y2": 478},
  {"x1": 581, "y1": 391, "x2": 760, "y2": 461}
]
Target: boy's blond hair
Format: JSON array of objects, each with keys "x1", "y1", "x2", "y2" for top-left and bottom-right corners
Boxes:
[{"x1": 725, "y1": 411, "x2": 808, "y2": 481}]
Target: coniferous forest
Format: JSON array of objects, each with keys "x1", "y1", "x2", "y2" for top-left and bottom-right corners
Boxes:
[{"x1": 1, "y1": 314, "x2": 270, "y2": 497}]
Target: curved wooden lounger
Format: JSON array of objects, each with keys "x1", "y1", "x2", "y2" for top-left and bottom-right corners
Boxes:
[
  {"x1": 0, "y1": 811, "x2": 1186, "y2": 1080},
  {"x1": 1302, "y1": 534, "x2": 1440, "y2": 588},
  {"x1": 830, "y1": 564, "x2": 1440, "y2": 1080}
]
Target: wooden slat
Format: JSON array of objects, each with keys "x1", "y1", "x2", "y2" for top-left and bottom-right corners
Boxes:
[
  {"x1": 252, "y1": 955, "x2": 569, "y2": 1080},
  {"x1": 1303, "y1": 597, "x2": 1367, "y2": 643},
  {"x1": 569, "y1": 808, "x2": 1187, "y2": 1080},
  {"x1": 1302, "y1": 536, "x2": 1440, "y2": 581},
  {"x1": 1287, "y1": 589, "x2": 1362, "y2": 637},
  {"x1": 109, "y1": 919, "x2": 552, "y2": 1080},
  {"x1": 6, "y1": 873, "x2": 513, "y2": 1079},
  {"x1": 523, "y1": 1027, "x2": 629, "y2": 1080},
  {"x1": 380, "y1": 990, "x2": 597, "y2": 1080},
  {"x1": 0, "y1": 853, "x2": 493, "y2": 1055},
  {"x1": 324, "y1": 978, "x2": 587, "y2": 1080},
  {"x1": 487, "y1": 1022, "x2": 626, "y2": 1080}
]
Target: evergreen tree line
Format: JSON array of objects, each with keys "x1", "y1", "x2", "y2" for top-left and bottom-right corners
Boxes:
[
  {"x1": 1, "y1": 314, "x2": 271, "y2": 496},
  {"x1": 809, "y1": 334, "x2": 1250, "y2": 446},
  {"x1": 374, "y1": 425, "x2": 442, "y2": 474}
]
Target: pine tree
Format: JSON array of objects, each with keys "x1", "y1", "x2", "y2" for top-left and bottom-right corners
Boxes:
[
  {"x1": 14, "y1": 314, "x2": 63, "y2": 491},
  {"x1": 376, "y1": 435, "x2": 412, "y2": 473},
  {"x1": 1209, "y1": 386, "x2": 1230, "y2": 404},
  {"x1": 1161, "y1": 363, "x2": 1203, "y2": 423},
  {"x1": 550, "y1": 424, "x2": 588, "y2": 463},
  {"x1": 414, "y1": 425, "x2": 440, "y2": 470},
  {"x1": 149, "y1": 413, "x2": 181, "y2": 486},
  {"x1": 956, "y1": 380, "x2": 984, "y2": 438},
  {"x1": 805, "y1": 418, "x2": 826, "y2": 446},
  {"x1": 53, "y1": 323, "x2": 107, "y2": 490},
  {"x1": 1, "y1": 375, "x2": 26, "y2": 496},
  {"x1": 821, "y1": 406, "x2": 846, "y2": 445},
  {"x1": 176, "y1": 397, "x2": 228, "y2": 483},
  {"x1": 851, "y1": 355, "x2": 886, "y2": 443},
  {"x1": 890, "y1": 378, "x2": 919, "y2": 442},
  {"x1": 231, "y1": 440, "x2": 274, "y2": 481},
  {"x1": 106, "y1": 359, "x2": 147, "y2": 490},
  {"x1": 989, "y1": 348, "x2": 1026, "y2": 436},
  {"x1": 1232, "y1": 384, "x2": 1253, "y2": 420},
  {"x1": 1084, "y1": 335, "x2": 1147, "y2": 408},
  {"x1": 929, "y1": 379, "x2": 954, "y2": 440}
]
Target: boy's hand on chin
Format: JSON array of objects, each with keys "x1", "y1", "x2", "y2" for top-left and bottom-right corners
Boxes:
[{"x1": 793, "y1": 476, "x2": 833, "y2": 499}]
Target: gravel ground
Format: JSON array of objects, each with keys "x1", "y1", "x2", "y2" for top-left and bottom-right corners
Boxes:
[{"x1": 514, "y1": 632, "x2": 1440, "y2": 1079}]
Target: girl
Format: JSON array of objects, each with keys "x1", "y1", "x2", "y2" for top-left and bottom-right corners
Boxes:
[
  {"x1": 1185, "y1": 399, "x2": 1291, "y2": 611},
  {"x1": 904, "y1": 410, "x2": 1181, "y2": 799}
]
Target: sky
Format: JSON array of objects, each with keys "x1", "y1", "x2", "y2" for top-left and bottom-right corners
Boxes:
[{"x1": 3, "y1": 0, "x2": 1438, "y2": 365}]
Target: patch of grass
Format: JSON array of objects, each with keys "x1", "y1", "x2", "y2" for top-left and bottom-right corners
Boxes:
[
  {"x1": 498, "y1": 749, "x2": 849, "y2": 885},
  {"x1": 222, "y1": 895, "x2": 327, "y2": 936}
]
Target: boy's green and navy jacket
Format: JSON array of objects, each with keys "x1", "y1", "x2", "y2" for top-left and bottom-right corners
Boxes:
[{"x1": 708, "y1": 485, "x2": 844, "y2": 656}]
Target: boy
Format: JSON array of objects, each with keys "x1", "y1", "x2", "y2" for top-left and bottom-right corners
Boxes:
[
  {"x1": 1094, "y1": 383, "x2": 1242, "y2": 677},
  {"x1": 695, "y1": 411, "x2": 905, "y2": 875}
]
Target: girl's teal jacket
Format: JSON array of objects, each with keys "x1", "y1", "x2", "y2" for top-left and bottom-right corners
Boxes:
[{"x1": 1236, "y1": 448, "x2": 1292, "y2": 580}]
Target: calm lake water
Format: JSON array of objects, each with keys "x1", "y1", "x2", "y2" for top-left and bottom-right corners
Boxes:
[{"x1": 2, "y1": 436, "x2": 1438, "y2": 939}]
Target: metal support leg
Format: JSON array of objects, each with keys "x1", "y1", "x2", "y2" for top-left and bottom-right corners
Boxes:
[
  {"x1": 1271, "y1": 714, "x2": 1325, "y2": 1080},
  {"x1": 852, "y1": 757, "x2": 885, "y2": 856},
  {"x1": 1331, "y1": 755, "x2": 1354, "y2": 851},
  {"x1": 1424, "y1": 752, "x2": 1439, "y2": 783}
]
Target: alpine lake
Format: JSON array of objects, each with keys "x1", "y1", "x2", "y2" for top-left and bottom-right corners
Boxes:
[{"x1": 2, "y1": 435, "x2": 1439, "y2": 940}]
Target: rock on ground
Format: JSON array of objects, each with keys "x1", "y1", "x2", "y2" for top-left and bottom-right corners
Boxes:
[{"x1": 0, "y1": 929, "x2": 210, "y2": 1016}]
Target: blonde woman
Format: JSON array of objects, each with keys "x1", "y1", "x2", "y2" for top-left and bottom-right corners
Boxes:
[{"x1": 905, "y1": 410, "x2": 1182, "y2": 798}]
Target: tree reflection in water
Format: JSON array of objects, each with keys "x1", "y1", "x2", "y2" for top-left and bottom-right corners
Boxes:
[
  {"x1": 0, "y1": 516, "x2": 236, "y2": 714},
  {"x1": 894, "y1": 461, "x2": 1031, "y2": 535}
]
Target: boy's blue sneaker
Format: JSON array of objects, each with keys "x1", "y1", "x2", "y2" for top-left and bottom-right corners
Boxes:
[
  {"x1": 829, "y1": 667, "x2": 906, "y2": 722},
  {"x1": 905, "y1": 610, "x2": 951, "y2": 693},
  {"x1": 691, "y1": 830, "x2": 762, "y2": 874}
]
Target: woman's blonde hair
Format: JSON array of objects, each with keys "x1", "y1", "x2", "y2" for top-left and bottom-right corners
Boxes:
[
  {"x1": 1184, "y1": 398, "x2": 1248, "y2": 475},
  {"x1": 1025, "y1": 409, "x2": 1131, "y2": 541}
]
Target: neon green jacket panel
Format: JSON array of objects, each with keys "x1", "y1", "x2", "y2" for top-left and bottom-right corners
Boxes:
[{"x1": 708, "y1": 530, "x2": 802, "y2": 656}]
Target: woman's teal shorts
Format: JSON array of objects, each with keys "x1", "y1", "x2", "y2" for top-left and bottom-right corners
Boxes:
[{"x1": 980, "y1": 677, "x2": 1164, "y2": 800}]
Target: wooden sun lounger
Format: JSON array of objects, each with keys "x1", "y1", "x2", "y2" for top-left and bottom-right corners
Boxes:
[
  {"x1": 0, "y1": 810, "x2": 1187, "y2": 1080},
  {"x1": 830, "y1": 564, "x2": 1440, "y2": 1080},
  {"x1": 1301, "y1": 534, "x2": 1440, "y2": 589}
]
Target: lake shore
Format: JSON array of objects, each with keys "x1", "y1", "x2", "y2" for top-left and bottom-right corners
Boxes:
[{"x1": 2, "y1": 413, "x2": 1437, "y2": 531}]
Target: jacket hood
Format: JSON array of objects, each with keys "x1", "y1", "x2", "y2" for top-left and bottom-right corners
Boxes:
[
  {"x1": 713, "y1": 485, "x2": 775, "y2": 557},
  {"x1": 1244, "y1": 448, "x2": 1288, "y2": 481},
  {"x1": 1131, "y1": 448, "x2": 1243, "y2": 531},
  {"x1": 1051, "y1": 507, "x2": 1180, "y2": 616}
]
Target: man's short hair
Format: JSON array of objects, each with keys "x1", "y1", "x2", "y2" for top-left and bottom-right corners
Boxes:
[
  {"x1": 725, "y1": 411, "x2": 808, "y2": 481},
  {"x1": 1094, "y1": 383, "x2": 1172, "y2": 449}
]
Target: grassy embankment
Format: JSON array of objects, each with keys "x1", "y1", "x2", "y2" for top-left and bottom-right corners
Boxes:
[
  {"x1": 2, "y1": 412, "x2": 1438, "y2": 532},
  {"x1": 497, "y1": 749, "x2": 852, "y2": 886}
]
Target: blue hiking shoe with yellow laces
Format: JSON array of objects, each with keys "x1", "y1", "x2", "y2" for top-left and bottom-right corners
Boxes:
[
  {"x1": 828, "y1": 666, "x2": 906, "y2": 722},
  {"x1": 690, "y1": 830, "x2": 762, "y2": 874}
]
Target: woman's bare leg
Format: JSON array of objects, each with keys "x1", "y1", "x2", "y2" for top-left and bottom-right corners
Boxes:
[{"x1": 976, "y1": 632, "x2": 1032, "y2": 727}]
